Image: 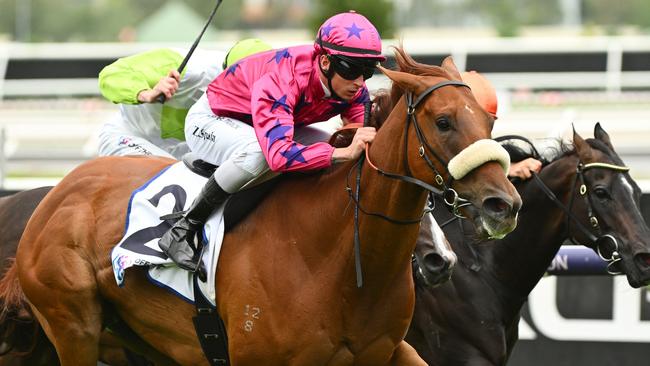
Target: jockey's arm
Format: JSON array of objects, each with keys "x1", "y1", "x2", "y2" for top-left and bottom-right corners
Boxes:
[
  {"x1": 250, "y1": 74, "x2": 375, "y2": 172},
  {"x1": 98, "y1": 48, "x2": 183, "y2": 104},
  {"x1": 331, "y1": 127, "x2": 376, "y2": 163},
  {"x1": 508, "y1": 157, "x2": 542, "y2": 180}
]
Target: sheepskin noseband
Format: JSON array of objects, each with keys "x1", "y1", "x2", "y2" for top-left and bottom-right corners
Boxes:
[{"x1": 447, "y1": 139, "x2": 510, "y2": 180}]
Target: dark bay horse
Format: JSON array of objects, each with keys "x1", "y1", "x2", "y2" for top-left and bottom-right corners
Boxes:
[
  {"x1": 0, "y1": 187, "x2": 57, "y2": 366},
  {"x1": 406, "y1": 124, "x2": 650, "y2": 365},
  {"x1": 6, "y1": 49, "x2": 521, "y2": 365}
]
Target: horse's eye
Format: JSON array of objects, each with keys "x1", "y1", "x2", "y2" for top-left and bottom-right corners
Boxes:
[
  {"x1": 436, "y1": 117, "x2": 451, "y2": 131},
  {"x1": 593, "y1": 187, "x2": 610, "y2": 200}
]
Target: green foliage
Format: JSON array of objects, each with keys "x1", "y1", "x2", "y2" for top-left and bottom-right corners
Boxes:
[
  {"x1": 583, "y1": 0, "x2": 650, "y2": 31},
  {"x1": 2, "y1": 0, "x2": 650, "y2": 42},
  {"x1": 0, "y1": 0, "x2": 242, "y2": 42},
  {"x1": 308, "y1": 0, "x2": 395, "y2": 39},
  {"x1": 492, "y1": 0, "x2": 521, "y2": 37},
  {"x1": 467, "y1": 0, "x2": 562, "y2": 36}
]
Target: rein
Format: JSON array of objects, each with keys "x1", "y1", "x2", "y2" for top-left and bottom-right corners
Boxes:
[
  {"x1": 351, "y1": 80, "x2": 472, "y2": 218},
  {"x1": 347, "y1": 80, "x2": 469, "y2": 288},
  {"x1": 531, "y1": 160, "x2": 630, "y2": 274}
]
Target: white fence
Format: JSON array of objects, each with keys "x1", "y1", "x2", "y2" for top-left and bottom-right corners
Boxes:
[
  {"x1": 1, "y1": 36, "x2": 650, "y2": 189},
  {"x1": 2, "y1": 36, "x2": 650, "y2": 98}
]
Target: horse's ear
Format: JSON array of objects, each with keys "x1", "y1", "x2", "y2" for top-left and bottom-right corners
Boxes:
[
  {"x1": 441, "y1": 56, "x2": 462, "y2": 81},
  {"x1": 379, "y1": 66, "x2": 428, "y2": 94},
  {"x1": 594, "y1": 122, "x2": 614, "y2": 149},
  {"x1": 573, "y1": 128, "x2": 593, "y2": 161}
]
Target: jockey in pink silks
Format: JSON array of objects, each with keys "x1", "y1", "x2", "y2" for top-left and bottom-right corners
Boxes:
[{"x1": 159, "y1": 11, "x2": 386, "y2": 277}]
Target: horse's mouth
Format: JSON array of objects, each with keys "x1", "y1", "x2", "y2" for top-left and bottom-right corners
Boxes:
[
  {"x1": 618, "y1": 253, "x2": 650, "y2": 288},
  {"x1": 473, "y1": 212, "x2": 518, "y2": 241},
  {"x1": 415, "y1": 268, "x2": 453, "y2": 289}
]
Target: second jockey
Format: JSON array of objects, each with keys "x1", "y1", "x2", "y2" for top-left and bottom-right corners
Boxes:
[
  {"x1": 97, "y1": 38, "x2": 272, "y2": 159},
  {"x1": 158, "y1": 11, "x2": 386, "y2": 276}
]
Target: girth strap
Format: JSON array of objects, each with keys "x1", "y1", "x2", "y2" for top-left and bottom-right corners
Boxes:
[{"x1": 192, "y1": 274, "x2": 230, "y2": 365}]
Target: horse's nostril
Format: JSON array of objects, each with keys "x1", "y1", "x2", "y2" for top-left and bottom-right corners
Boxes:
[
  {"x1": 483, "y1": 197, "x2": 511, "y2": 216},
  {"x1": 423, "y1": 253, "x2": 448, "y2": 272},
  {"x1": 634, "y1": 253, "x2": 650, "y2": 268}
]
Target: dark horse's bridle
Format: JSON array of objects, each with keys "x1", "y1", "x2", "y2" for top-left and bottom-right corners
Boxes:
[
  {"x1": 347, "y1": 80, "x2": 471, "y2": 287},
  {"x1": 531, "y1": 161, "x2": 630, "y2": 275}
]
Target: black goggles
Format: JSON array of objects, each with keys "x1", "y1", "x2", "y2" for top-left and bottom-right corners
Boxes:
[{"x1": 329, "y1": 55, "x2": 377, "y2": 81}]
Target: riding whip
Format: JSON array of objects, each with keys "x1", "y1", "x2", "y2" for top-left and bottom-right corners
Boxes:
[
  {"x1": 353, "y1": 101, "x2": 373, "y2": 288},
  {"x1": 156, "y1": 0, "x2": 224, "y2": 103}
]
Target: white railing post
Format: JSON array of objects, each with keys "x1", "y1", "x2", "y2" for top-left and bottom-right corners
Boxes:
[
  {"x1": 451, "y1": 46, "x2": 468, "y2": 73},
  {"x1": 606, "y1": 40, "x2": 623, "y2": 93}
]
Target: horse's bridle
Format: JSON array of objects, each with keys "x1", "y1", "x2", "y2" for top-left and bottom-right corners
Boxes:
[
  {"x1": 531, "y1": 160, "x2": 630, "y2": 275},
  {"x1": 347, "y1": 80, "x2": 470, "y2": 287},
  {"x1": 353, "y1": 79, "x2": 472, "y2": 221}
]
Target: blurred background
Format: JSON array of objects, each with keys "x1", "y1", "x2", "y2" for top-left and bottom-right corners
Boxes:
[
  {"x1": 0, "y1": 0, "x2": 649, "y2": 188},
  {"x1": 1, "y1": 1, "x2": 649, "y2": 364}
]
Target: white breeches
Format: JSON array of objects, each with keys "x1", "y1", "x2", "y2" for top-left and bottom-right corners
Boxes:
[
  {"x1": 98, "y1": 113, "x2": 190, "y2": 160},
  {"x1": 185, "y1": 94, "x2": 335, "y2": 193}
]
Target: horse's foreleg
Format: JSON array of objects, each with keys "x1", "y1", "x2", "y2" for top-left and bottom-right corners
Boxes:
[{"x1": 390, "y1": 341, "x2": 427, "y2": 366}]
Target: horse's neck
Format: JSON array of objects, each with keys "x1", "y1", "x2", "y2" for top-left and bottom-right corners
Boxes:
[
  {"x1": 252, "y1": 102, "x2": 427, "y2": 293},
  {"x1": 353, "y1": 102, "x2": 429, "y2": 288},
  {"x1": 489, "y1": 156, "x2": 578, "y2": 298}
]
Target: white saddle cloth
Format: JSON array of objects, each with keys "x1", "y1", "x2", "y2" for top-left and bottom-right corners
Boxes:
[{"x1": 111, "y1": 162, "x2": 225, "y2": 306}]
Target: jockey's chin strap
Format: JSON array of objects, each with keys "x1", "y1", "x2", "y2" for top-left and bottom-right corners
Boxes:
[{"x1": 531, "y1": 160, "x2": 630, "y2": 275}]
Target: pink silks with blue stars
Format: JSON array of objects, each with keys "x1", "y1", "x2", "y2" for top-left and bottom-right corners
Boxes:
[{"x1": 206, "y1": 44, "x2": 370, "y2": 172}]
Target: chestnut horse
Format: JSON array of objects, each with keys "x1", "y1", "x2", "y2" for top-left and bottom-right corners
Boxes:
[
  {"x1": 406, "y1": 124, "x2": 650, "y2": 365},
  {"x1": 0, "y1": 199, "x2": 455, "y2": 366},
  {"x1": 8, "y1": 49, "x2": 521, "y2": 365}
]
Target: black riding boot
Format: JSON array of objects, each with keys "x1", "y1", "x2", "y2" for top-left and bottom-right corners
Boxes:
[{"x1": 158, "y1": 175, "x2": 229, "y2": 280}]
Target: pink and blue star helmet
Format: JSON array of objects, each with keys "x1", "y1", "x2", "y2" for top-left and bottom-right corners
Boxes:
[{"x1": 315, "y1": 11, "x2": 386, "y2": 62}]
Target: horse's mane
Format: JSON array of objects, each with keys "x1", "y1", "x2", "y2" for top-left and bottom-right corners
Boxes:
[
  {"x1": 370, "y1": 46, "x2": 457, "y2": 129},
  {"x1": 585, "y1": 138, "x2": 625, "y2": 166},
  {"x1": 498, "y1": 135, "x2": 572, "y2": 168},
  {"x1": 389, "y1": 46, "x2": 455, "y2": 108},
  {"x1": 392, "y1": 46, "x2": 452, "y2": 78}
]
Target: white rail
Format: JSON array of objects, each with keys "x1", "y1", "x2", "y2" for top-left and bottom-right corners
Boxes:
[{"x1": 1, "y1": 36, "x2": 650, "y2": 97}]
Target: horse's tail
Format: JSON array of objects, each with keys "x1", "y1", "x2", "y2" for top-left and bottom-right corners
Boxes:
[{"x1": 0, "y1": 259, "x2": 40, "y2": 356}]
